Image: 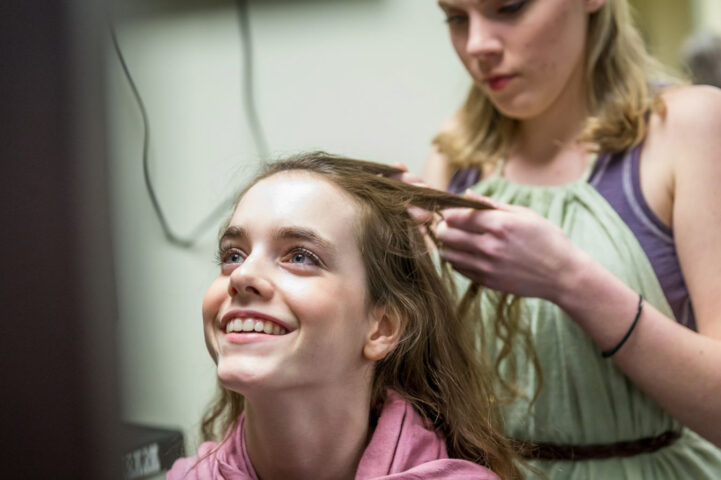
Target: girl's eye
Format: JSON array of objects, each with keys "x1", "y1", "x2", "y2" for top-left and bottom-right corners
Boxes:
[
  {"x1": 283, "y1": 248, "x2": 320, "y2": 267},
  {"x1": 498, "y1": 1, "x2": 526, "y2": 15},
  {"x1": 217, "y1": 247, "x2": 245, "y2": 266}
]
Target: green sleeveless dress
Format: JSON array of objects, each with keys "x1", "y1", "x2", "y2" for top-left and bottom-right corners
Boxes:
[{"x1": 462, "y1": 164, "x2": 721, "y2": 478}]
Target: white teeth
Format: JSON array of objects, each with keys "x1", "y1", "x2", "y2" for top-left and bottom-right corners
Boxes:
[
  {"x1": 226, "y1": 318, "x2": 242, "y2": 333},
  {"x1": 224, "y1": 317, "x2": 290, "y2": 335}
]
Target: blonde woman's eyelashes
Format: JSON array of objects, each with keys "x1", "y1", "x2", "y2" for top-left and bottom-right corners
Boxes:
[{"x1": 498, "y1": 0, "x2": 527, "y2": 15}]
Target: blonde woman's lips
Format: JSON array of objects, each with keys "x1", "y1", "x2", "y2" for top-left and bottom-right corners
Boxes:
[{"x1": 485, "y1": 74, "x2": 516, "y2": 91}]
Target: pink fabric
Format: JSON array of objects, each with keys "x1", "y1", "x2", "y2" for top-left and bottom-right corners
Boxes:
[{"x1": 167, "y1": 391, "x2": 498, "y2": 480}]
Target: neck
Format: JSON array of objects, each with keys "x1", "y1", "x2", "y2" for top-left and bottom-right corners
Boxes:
[
  {"x1": 516, "y1": 57, "x2": 591, "y2": 159},
  {"x1": 505, "y1": 60, "x2": 593, "y2": 185},
  {"x1": 243, "y1": 382, "x2": 373, "y2": 480}
]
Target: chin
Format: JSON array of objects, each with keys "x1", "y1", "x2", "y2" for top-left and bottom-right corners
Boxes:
[
  {"x1": 492, "y1": 96, "x2": 547, "y2": 121},
  {"x1": 216, "y1": 356, "x2": 268, "y2": 393}
]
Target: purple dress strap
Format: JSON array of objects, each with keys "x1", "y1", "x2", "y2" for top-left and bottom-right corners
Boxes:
[
  {"x1": 447, "y1": 167, "x2": 481, "y2": 195},
  {"x1": 589, "y1": 146, "x2": 696, "y2": 329}
]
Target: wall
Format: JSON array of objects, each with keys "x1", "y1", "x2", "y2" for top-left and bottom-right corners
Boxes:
[
  {"x1": 629, "y1": 0, "x2": 721, "y2": 71},
  {"x1": 108, "y1": 0, "x2": 468, "y2": 462},
  {"x1": 630, "y1": 0, "x2": 693, "y2": 69},
  {"x1": 693, "y1": 0, "x2": 721, "y2": 33}
]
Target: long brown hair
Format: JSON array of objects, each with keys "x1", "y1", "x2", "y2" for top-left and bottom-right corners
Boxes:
[{"x1": 201, "y1": 152, "x2": 522, "y2": 479}]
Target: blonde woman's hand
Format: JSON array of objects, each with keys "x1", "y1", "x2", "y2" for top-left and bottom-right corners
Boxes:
[
  {"x1": 390, "y1": 162, "x2": 427, "y2": 186},
  {"x1": 436, "y1": 190, "x2": 587, "y2": 302}
]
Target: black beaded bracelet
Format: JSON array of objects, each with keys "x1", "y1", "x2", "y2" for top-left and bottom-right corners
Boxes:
[{"x1": 601, "y1": 294, "x2": 644, "y2": 358}]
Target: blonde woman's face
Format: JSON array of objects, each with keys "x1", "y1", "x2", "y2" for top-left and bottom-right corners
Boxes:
[
  {"x1": 202, "y1": 172, "x2": 376, "y2": 395},
  {"x1": 438, "y1": 0, "x2": 604, "y2": 119}
]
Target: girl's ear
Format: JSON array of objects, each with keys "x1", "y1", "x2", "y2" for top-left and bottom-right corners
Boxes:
[
  {"x1": 585, "y1": 0, "x2": 606, "y2": 13},
  {"x1": 363, "y1": 307, "x2": 404, "y2": 361}
]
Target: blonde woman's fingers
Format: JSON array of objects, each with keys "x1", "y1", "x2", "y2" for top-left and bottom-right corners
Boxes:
[
  {"x1": 407, "y1": 205, "x2": 435, "y2": 226},
  {"x1": 436, "y1": 220, "x2": 501, "y2": 257},
  {"x1": 463, "y1": 189, "x2": 502, "y2": 209},
  {"x1": 442, "y1": 207, "x2": 506, "y2": 235},
  {"x1": 390, "y1": 162, "x2": 408, "y2": 172},
  {"x1": 438, "y1": 247, "x2": 491, "y2": 284}
]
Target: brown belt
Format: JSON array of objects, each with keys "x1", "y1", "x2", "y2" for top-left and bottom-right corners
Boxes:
[{"x1": 516, "y1": 430, "x2": 682, "y2": 461}]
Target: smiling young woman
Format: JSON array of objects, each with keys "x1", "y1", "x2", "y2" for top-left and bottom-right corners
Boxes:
[
  {"x1": 415, "y1": 0, "x2": 721, "y2": 478},
  {"x1": 167, "y1": 153, "x2": 523, "y2": 480}
]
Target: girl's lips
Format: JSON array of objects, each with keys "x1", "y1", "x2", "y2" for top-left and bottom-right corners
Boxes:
[
  {"x1": 220, "y1": 309, "x2": 293, "y2": 332},
  {"x1": 224, "y1": 332, "x2": 289, "y2": 345},
  {"x1": 485, "y1": 74, "x2": 516, "y2": 91}
]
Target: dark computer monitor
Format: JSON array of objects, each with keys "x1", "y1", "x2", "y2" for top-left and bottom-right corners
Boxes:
[{"x1": 1, "y1": 1, "x2": 121, "y2": 478}]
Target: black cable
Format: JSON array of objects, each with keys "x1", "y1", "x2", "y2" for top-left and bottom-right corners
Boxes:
[{"x1": 108, "y1": 1, "x2": 270, "y2": 248}]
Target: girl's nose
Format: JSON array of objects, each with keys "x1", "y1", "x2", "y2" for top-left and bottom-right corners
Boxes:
[{"x1": 227, "y1": 256, "x2": 274, "y2": 300}]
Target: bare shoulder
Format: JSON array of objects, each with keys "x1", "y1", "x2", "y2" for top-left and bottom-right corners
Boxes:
[
  {"x1": 650, "y1": 85, "x2": 721, "y2": 150},
  {"x1": 642, "y1": 85, "x2": 721, "y2": 193}
]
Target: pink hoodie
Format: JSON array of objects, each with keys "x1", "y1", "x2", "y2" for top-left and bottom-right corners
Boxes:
[{"x1": 167, "y1": 391, "x2": 498, "y2": 480}]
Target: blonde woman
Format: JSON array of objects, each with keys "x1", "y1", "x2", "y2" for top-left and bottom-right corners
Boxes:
[
  {"x1": 168, "y1": 154, "x2": 521, "y2": 479},
  {"x1": 411, "y1": 0, "x2": 721, "y2": 478}
]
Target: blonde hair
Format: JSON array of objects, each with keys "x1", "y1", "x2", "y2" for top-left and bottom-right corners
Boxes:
[
  {"x1": 200, "y1": 152, "x2": 523, "y2": 479},
  {"x1": 434, "y1": 0, "x2": 679, "y2": 169}
]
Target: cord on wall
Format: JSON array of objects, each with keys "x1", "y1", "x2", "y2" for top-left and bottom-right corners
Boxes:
[{"x1": 109, "y1": 0, "x2": 270, "y2": 248}]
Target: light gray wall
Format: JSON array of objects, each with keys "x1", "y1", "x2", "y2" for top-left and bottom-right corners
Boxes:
[{"x1": 109, "y1": 0, "x2": 468, "y2": 458}]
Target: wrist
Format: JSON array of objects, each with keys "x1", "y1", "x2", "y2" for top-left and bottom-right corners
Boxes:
[{"x1": 550, "y1": 247, "x2": 595, "y2": 316}]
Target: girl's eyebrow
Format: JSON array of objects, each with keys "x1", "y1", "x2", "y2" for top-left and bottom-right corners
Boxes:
[
  {"x1": 273, "y1": 226, "x2": 335, "y2": 255},
  {"x1": 219, "y1": 225, "x2": 247, "y2": 245},
  {"x1": 219, "y1": 225, "x2": 335, "y2": 254}
]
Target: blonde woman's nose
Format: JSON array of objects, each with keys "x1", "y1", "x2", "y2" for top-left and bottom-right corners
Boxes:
[{"x1": 465, "y1": 17, "x2": 503, "y2": 59}]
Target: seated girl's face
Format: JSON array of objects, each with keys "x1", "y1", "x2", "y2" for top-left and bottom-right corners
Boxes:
[{"x1": 202, "y1": 171, "x2": 380, "y2": 395}]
